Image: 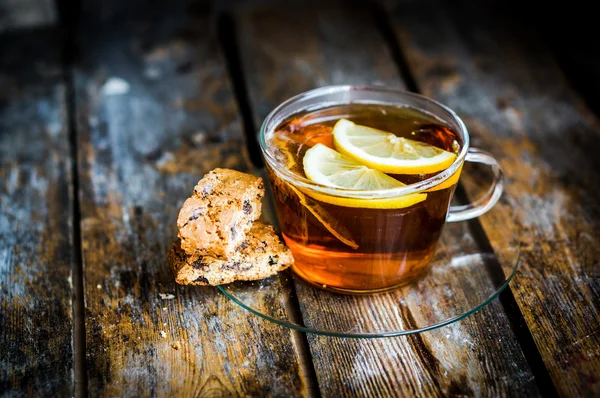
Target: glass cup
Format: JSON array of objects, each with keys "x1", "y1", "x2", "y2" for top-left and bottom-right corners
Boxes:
[{"x1": 259, "y1": 85, "x2": 503, "y2": 294}]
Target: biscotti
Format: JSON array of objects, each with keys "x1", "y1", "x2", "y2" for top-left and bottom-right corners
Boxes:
[
  {"x1": 176, "y1": 168, "x2": 264, "y2": 259},
  {"x1": 168, "y1": 221, "x2": 293, "y2": 285}
]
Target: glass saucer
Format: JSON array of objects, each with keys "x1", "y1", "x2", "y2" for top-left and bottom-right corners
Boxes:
[{"x1": 218, "y1": 193, "x2": 521, "y2": 338}]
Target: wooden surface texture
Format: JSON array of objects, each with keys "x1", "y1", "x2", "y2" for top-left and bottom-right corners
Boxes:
[
  {"x1": 0, "y1": 29, "x2": 74, "y2": 396},
  {"x1": 387, "y1": 1, "x2": 600, "y2": 395},
  {"x1": 0, "y1": 0, "x2": 598, "y2": 396},
  {"x1": 73, "y1": 1, "x2": 306, "y2": 396}
]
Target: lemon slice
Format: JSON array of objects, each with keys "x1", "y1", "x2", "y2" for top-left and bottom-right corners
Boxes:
[
  {"x1": 333, "y1": 118, "x2": 457, "y2": 174},
  {"x1": 426, "y1": 163, "x2": 463, "y2": 192},
  {"x1": 302, "y1": 143, "x2": 426, "y2": 209}
]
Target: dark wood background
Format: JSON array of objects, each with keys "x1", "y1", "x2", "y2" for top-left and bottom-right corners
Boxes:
[{"x1": 1, "y1": 0, "x2": 598, "y2": 397}]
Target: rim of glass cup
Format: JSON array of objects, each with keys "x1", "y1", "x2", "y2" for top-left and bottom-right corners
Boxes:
[{"x1": 259, "y1": 85, "x2": 470, "y2": 199}]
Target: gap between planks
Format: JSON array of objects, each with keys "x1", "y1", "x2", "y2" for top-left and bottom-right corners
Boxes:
[
  {"x1": 372, "y1": 3, "x2": 559, "y2": 397},
  {"x1": 216, "y1": 11, "x2": 322, "y2": 397},
  {"x1": 55, "y1": 0, "x2": 88, "y2": 396}
]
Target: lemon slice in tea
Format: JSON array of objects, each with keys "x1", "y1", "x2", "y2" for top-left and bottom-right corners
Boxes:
[
  {"x1": 302, "y1": 143, "x2": 426, "y2": 209},
  {"x1": 333, "y1": 118, "x2": 457, "y2": 174}
]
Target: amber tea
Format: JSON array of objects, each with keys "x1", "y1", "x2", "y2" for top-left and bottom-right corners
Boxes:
[{"x1": 263, "y1": 102, "x2": 463, "y2": 293}]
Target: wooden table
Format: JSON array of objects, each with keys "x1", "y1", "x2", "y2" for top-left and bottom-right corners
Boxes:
[{"x1": 1, "y1": 0, "x2": 599, "y2": 396}]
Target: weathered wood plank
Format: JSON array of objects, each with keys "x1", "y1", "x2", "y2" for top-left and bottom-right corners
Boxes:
[
  {"x1": 0, "y1": 29, "x2": 74, "y2": 396},
  {"x1": 0, "y1": 0, "x2": 56, "y2": 30},
  {"x1": 388, "y1": 0, "x2": 600, "y2": 395},
  {"x1": 75, "y1": 2, "x2": 307, "y2": 395},
  {"x1": 237, "y1": 3, "x2": 538, "y2": 396}
]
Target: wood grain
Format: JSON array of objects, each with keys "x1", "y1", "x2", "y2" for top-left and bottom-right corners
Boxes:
[
  {"x1": 237, "y1": 2, "x2": 538, "y2": 396},
  {"x1": 387, "y1": 0, "x2": 600, "y2": 395},
  {"x1": 74, "y1": 2, "x2": 306, "y2": 395},
  {"x1": 0, "y1": 29, "x2": 74, "y2": 396},
  {"x1": 0, "y1": 0, "x2": 56, "y2": 30}
]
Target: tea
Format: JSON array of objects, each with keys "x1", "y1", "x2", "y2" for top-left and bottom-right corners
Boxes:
[{"x1": 264, "y1": 103, "x2": 462, "y2": 293}]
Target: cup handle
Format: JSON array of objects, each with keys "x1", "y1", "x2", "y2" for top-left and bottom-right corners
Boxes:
[{"x1": 446, "y1": 148, "x2": 504, "y2": 223}]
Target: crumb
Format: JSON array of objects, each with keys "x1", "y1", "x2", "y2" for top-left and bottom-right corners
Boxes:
[
  {"x1": 160, "y1": 331, "x2": 167, "y2": 338},
  {"x1": 96, "y1": 284, "x2": 101, "y2": 289},
  {"x1": 159, "y1": 293, "x2": 175, "y2": 300},
  {"x1": 172, "y1": 341, "x2": 181, "y2": 350}
]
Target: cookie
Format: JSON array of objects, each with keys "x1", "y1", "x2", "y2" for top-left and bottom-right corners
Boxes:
[
  {"x1": 177, "y1": 168, "x2": 264, "y2": 259},
  {"x1": 168, "y1": 221, "x2": 294, "y2": 285}
]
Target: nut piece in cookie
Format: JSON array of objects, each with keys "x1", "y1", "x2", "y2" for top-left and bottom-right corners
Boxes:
[
  {"x1": 177, "y1": 168, "x2": 264, "y2": 259},
  {"x1": 168, "y1": 221, "x2": 294, "y2": 285}
]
